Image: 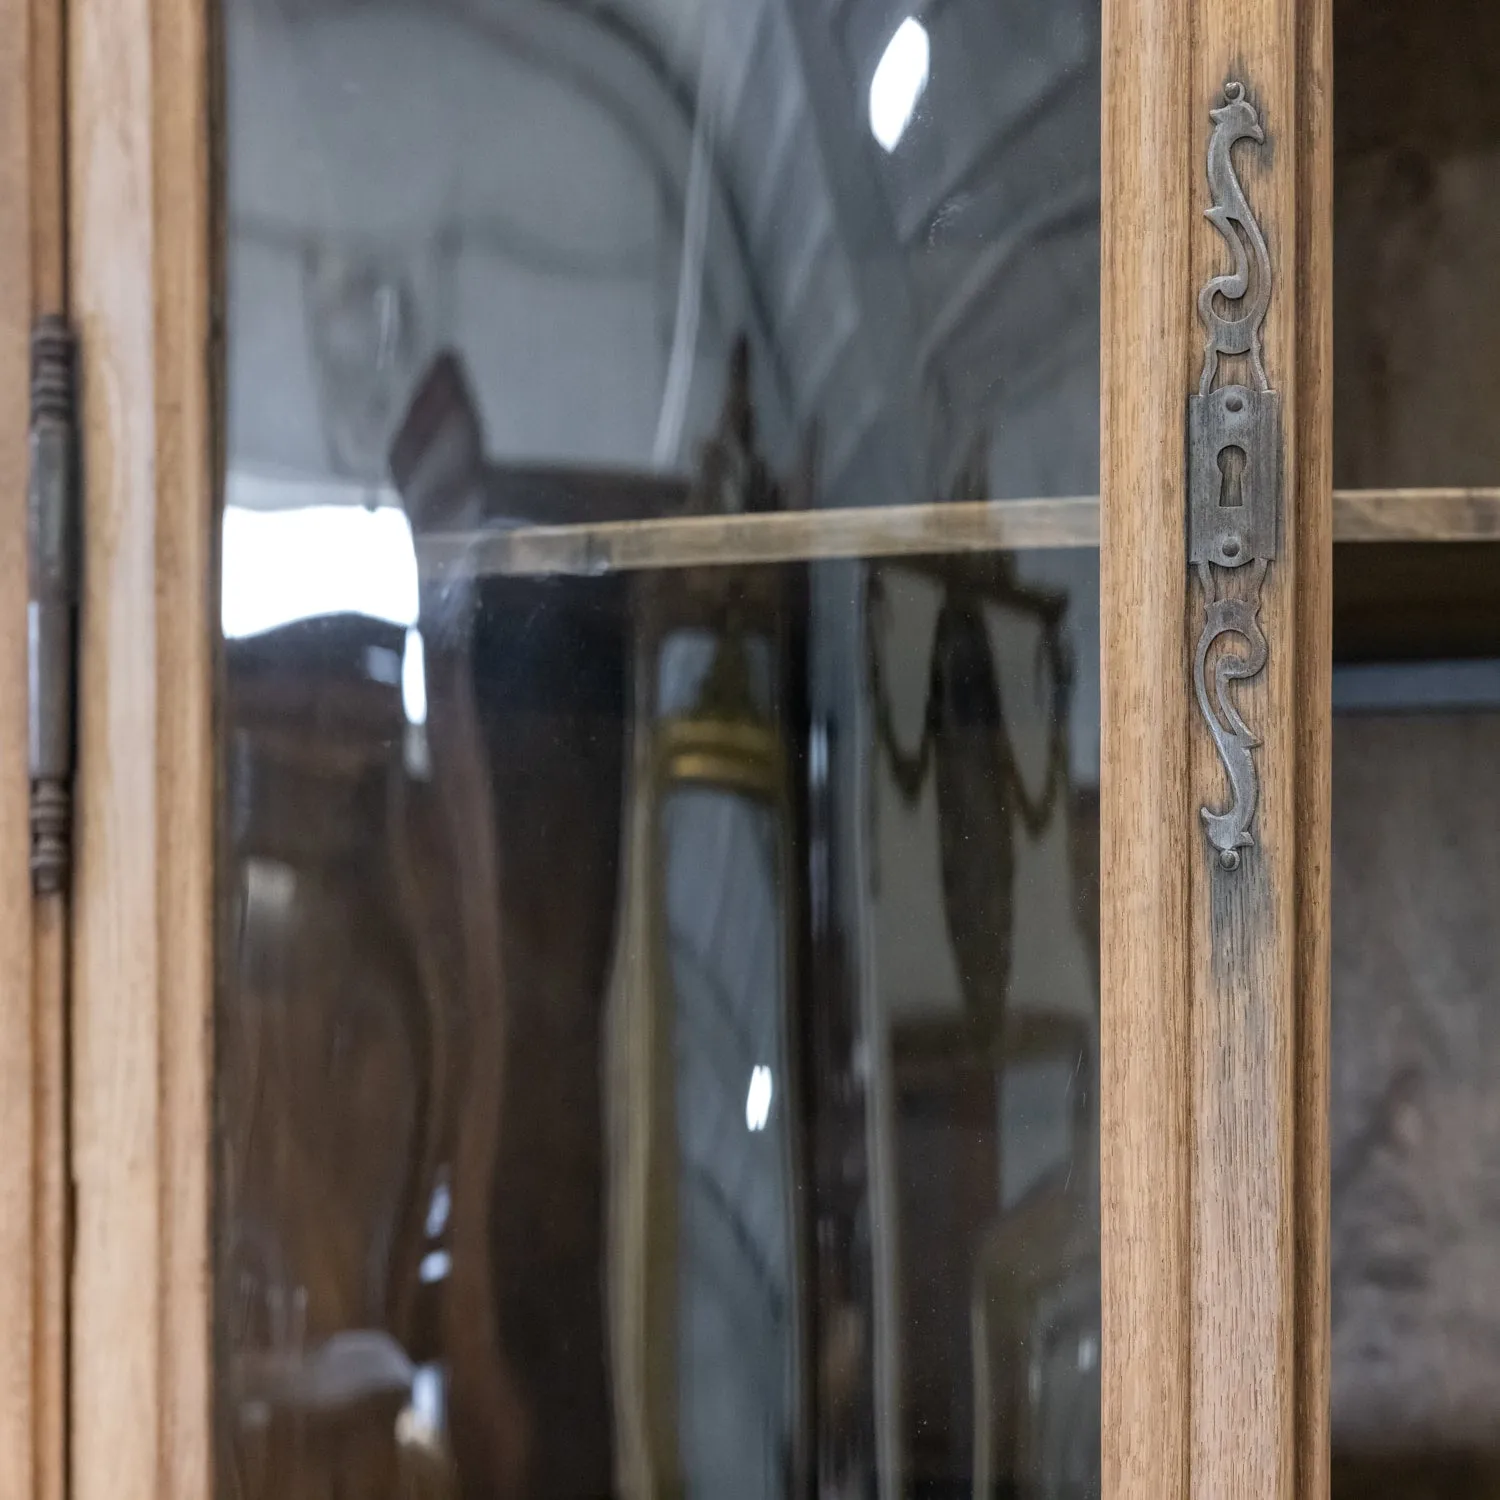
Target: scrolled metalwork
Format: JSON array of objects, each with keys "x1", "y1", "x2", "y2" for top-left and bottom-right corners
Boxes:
[
  {"x1": 1197, "y1": 79, "x2": 1272, "y2": 397},
  {"x1": 1188, "y1": 80, "x2": 1279, "y2": 872}
]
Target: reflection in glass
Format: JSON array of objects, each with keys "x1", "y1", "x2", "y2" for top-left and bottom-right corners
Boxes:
[
  {"x1": 605, "y1": 553, "x2": 804, "y2": 1500},
  {"x1": 217, "y1": 0, "x2": 1100, "y2": 1495},
  {"x1": 667, "y1": 786, "x2": 796, "y2": 1498}
]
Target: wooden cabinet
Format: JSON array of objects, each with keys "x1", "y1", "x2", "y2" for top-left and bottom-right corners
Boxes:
[{"x1": 17, "y1": 0, "x2": 1500, "y2": 1497}]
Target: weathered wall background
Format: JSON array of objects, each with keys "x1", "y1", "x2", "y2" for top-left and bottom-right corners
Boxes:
[
  {"x1": 1332, "y1": 4, "x2": 1500, "y2": 1493},
  {"x1": 1332, "y1": 715, "x2": 1500, "y2": 1483}
]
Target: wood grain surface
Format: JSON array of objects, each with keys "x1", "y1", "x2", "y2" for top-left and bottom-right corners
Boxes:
[
  {"x1": 1295, "y1": 1, "x2": 1334, "y2": 1494},
  {"x1": 0, "y1": 0, "x2": 40, "y2": 1490},
  {"x1": 32, "y1": 0, "x2": 68, "y2": 1484},
  {"x1": 416, "y1": 490, "x2": 1500, "y2": 580},
  {"x1": 1100, "y1": 5, "x2": 1193, "y2": 1500},
  {"x1": 0, "y1": 0, "x2": 69, "y2": 1497},
  {"x1": 68, "y1": 2, "x2": 214, "y2": 1500},
  {"x1": 1184, "y1": 4, "x2": 1299, "y2": 1498},
  {"x1": 419, "y1": 497, "x2": 1102, "y2": 575},
  {"x1": 1333, "y1": 489, "x2": 1500, "y2": 542},
  {"x1": 1102, "y1": 1, "x2": 1331, "y2": 1497}
]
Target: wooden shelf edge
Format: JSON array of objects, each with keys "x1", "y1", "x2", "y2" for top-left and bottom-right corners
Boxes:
[
  {"x1": 1331, "y1": 487, "x2": 1500, "y2": 543},
  {"x1": 414, "y1": 488, "x2": 1500, "y2": 578}
]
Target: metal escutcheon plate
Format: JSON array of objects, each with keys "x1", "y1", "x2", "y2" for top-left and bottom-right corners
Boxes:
[{"x1": 1188, "y1": 383, "x2": 1280, "y2": 570}]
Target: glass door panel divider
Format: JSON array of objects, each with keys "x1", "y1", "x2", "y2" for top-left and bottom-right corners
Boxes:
[{"x1": 1101, "y1": 1, "x2": 1331, "y2": 1498}]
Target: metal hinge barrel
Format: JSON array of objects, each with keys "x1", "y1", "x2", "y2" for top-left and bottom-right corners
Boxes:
[{"x1": 27, "y1": 314, "x2": 77, "y2": 895}]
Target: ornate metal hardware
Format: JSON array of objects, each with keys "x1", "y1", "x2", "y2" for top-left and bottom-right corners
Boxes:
[
  {"x1": 28, "y1": 315, "x2": 78, "y2": 895},
  {"x1": 1189, "y1": 81, "x2": 1279, "y2": 872}
]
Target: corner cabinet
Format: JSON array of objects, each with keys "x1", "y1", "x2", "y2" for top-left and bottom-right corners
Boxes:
[{"x1": 34, "y1": 0, "x2": 1500, "y2": 1497}]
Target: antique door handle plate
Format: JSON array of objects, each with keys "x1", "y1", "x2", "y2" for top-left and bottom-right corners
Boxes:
[{"x1": 1188, "y1": 81, "x2": 1279, "y2": 872}]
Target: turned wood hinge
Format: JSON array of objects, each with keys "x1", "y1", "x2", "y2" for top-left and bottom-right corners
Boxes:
[{"x1": 27, "y1": 313, "x2": 78, "y2": 896}]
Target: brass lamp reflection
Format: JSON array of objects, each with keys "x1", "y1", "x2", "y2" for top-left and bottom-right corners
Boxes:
[{"x1": 605, "y1": 351, "x2": 807, "y2": 1500}]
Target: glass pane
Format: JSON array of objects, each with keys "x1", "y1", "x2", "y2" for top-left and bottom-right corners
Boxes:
[
  {"x1": 1331, "y1": 682, "x2": 1500, "y2": 1497},
  {"x1": 1334, "y1": 0, "x2": 1500, "y2": 490},
  {"x1": 216, "y1": 1, "x2": 1100, "y2": 1496},
  {"x1": 1333, "y1": 4, "x2": 1500, "y2": 1490}
]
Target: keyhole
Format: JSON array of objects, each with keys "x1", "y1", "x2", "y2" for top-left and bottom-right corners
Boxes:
[{"x1": 1217, "y1": 445, "x2": 1247, "y2": 507}]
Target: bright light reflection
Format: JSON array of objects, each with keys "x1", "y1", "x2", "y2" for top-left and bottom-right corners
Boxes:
[
  {"x1": 418, "y1": 1249, "x2": 452, "y2": 1284},
  {"x1": 221, "y1": 492, "x2": 419, "y2": 640},
  {"x1": 869, "y1": 17, "x2": 930, "y2": 152},
  {"x1": 401, "y1": 628, "x2": 429, "y2": 727},
  {"x1": 424, "y1": 1177, "x2": 451, "y2": 1237},
  {"x1": 746, "y1": 1065, "x2": 774, "y2": 1132}
]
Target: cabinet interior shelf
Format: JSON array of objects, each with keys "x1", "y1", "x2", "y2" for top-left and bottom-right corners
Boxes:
[{"x1": 416, "y1": 487, "x2": 1500, "y2": 579}]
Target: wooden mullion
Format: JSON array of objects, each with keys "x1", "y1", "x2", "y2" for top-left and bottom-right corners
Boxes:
[
  {"x1": 1294, "y1": 0, "x2": 1333, "y2": 1491},
  {"x1": 0, "y1": 0, "x2": 38, "y2": 1482},
  {"x1": 34, "y1": 0, "x2": 69, "y2": 1486},
  {"x1": 1102, "y1": 1, "x2": 1331, "y2": 1497},
  {"x1": 68, "y1": 0, "x2": 213, "y2": 1497},
  {"x1": 1100, "y1": 2, "x2": 1194, "y2": 1500},
  {"x1": 0, "y1": 0, "x2": 70, "y2": 1496}
]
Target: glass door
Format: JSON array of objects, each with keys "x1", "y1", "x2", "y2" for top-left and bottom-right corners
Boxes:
[
  {"x1": 210, "y1": 2, "x2": 1100, "y2": 1494},
  {"x1": 58, "y1": 3, "x2": 1334, "y2": 1500}
]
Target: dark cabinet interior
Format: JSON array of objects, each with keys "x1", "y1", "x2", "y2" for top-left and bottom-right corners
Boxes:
[{"x1": 1332, "y1": 4, "x2": 1500, "y2": 1493}]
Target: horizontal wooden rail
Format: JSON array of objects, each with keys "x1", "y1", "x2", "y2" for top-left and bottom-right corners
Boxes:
[
  {"x1": 1330, "y1": 487, "x2": 1500, "y2": 542},
  {"x1": 415, "y1": 488, "x2": 1500, "y2": 578}
]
